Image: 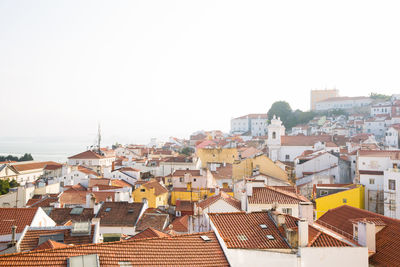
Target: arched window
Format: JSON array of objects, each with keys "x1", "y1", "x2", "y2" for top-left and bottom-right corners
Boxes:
[{"x1": 272, "y1": 132, "x2": 276, "y2": 139}]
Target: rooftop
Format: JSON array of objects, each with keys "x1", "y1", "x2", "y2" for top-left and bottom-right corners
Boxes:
[
  {"x1": 96, "y1": 202, "x2": 144, "y2": 227},
  {"x1": 0, "y1": 232, "x2": 228, "y2": 266}
]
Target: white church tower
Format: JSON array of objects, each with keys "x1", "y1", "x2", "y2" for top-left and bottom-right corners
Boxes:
[{"x1": 267, "y1": 115, "x2": 285, "y2": 161}]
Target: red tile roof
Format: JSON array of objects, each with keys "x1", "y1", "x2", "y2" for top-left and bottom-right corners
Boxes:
[
  {"x1": 129, "y1": 227, "x2": 170, "y2": 240},
  {"x1": 197, "y1": 192, "x2": 241, "y2": 211},
  {"x1": 281, "y1": 135, "x2": 333, "y2": 146},
  {"x1": 33, "y1": 239, "x2": 69, "y2": 251},
  {"x1": 47, "y1": 208, "x2": 95, "y2": 226},
  {"x1": 68, "y1": 150, "x2": 104, "y2": 160},
  {"x1": 168, "y1": 215, "x2": 189, "y2": 233},
  {"x1": 19, "y1": 225, "x2": 95, "y2": 251},
  {"x1": 248, "y1": 186, "x2": 308, "y2": 205},
  {"x1": 171, "y1": 169, "x2": 201, "y2": 177},
  {"x1": 317, "y1": 205, "x2": 400, "y2": 266},
  {"x1": 0, "y1": 208, "x2": 39, "y2": 235},
  {"x1": 209, "y1": 212, "x2": 290, "y2": 249},
  {"x1": 77, "y1": 166, "x2": 98, "y2": 176},
  {"x1": 96, "y1": 202, "x2": 144, "y2": 227},
  {"x1": 358, "y1": 150, "x2": 400, "y2": 160},
  {"x1": 135, "y1": 211, "x2": 169, "y2": 232},
  {"x1": 211, "y1": 164, "x2": 232, "y2": 180},
  {"x1": 142, "y1": 180, "x2": 168, "y2": 196},
  {"x1": 0, "y1": 232, "x2": 228, "y2": 266},
  {"x1": 11, "y1": 161, "x2": 60, "y2": 172},
  {"x1": 26, "y1": 195, "x2": 59, "y2": 208}
]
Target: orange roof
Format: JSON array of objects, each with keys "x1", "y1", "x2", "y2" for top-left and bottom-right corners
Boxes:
[
  {"x1": 68, "y1": 150, "x2": 104, "y2": 160},
  {"x1": 211, "y1": 164, "x2": 232, "y2": 180},
  {"x1": 88, "y1": 178, "x2": 110, "y2": 188},
  {"x1": 20, "y1": 225, "x2": 95, "y2": 251},
  {"x1": 12, "y1": 161, "x2": 59, "y2": 172},
  {"x1": 0, "y1": 232, "x2": 228, "y2": 266},
  {"x1": 197, "y1": 192, "x2": 241, "y2": 211},
  {"x1": 317, "y1": 205, "x2": 400, "y2": 266},
  {"x1": 142, "y1": 180, "x2": 168, "y2": 196},
  {"x1": 169, "y1": 215, "x2": 189, "y2": 233},
  {"x1": 209, "y1": 212, "x2": 290, "y2": 249},
  {"x1": 129, "y1": 227, "x2": 170, "y2": 240},
  {"x1": 33, "y1": 239, "x2": 69, "y2": 251},
  {"x1": 171, "y1": 169, "x2": 201, "y2": 177},
  {"x1": 248, "y1": 186, "x2": 308, "y2": 205},
  {"x1": 96, "y1": 202, "x2": 144, "y2": 227},
  {"x1": 0, "y1": 208, "x2": 38, "y2": 235},
  {"x1": 281, "y1": 135, "x2": 333, "y2": 146},
  {"x1": 77, "y1": 166, "x2": 98, "y2": 176},
  {"x1": 358, "y1": 150, "x2": 400, "y2": 160}
]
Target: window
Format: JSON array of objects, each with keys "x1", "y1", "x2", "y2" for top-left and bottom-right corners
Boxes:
[
  {"x1": 272, "y1": 132, "x2": 276, "y2": 139},
  {"x1": 369, "y1": 178, "x2": 375, "y2": 185},
  {"x1": 140, "y1": 188, "x2": 145, "y2": 192},
  {"x1": 193, "y1": 178, "x2": 197, "y2": 182},
  {"x1": 389, "y1": 179, "x2": 396, "y2": 190},
  {"x1": 179, "y1": 177, "x2": 183, "y2": 183},
  {"x1": 320, "y1": 190, "x2": 328, "y2": 196},
  {"x1": 343, "y1": 198, "x2": 347, "y2": 203},
  {"x1": 282, "y1": 208, "x2": 292, "y2": 215},
  {"x1": 285, "y1": 155, "x2": 290, "y2": 160}
]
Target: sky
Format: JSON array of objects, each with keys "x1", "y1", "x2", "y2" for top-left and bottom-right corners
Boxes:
[{"x1": 1, "y1": 0, "x2": 400, "y2": 145}]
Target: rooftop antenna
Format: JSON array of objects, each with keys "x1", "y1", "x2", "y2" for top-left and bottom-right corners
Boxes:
[{"x1": 97, "y1": 123, "x2": 102, "y2": 155}]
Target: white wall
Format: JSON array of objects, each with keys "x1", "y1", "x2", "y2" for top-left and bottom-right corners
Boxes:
[{"x1": 298, "y1": 247, "x2": 368, "y2": 267}]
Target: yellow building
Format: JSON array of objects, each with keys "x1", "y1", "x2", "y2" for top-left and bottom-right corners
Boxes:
[
  {"x1": 315, "y1": 184, "x2": 364, "y2": 219},
  {"x1": 170, "y1": 188, "x2": 234, "y2": 205},
  {"x1": 232, "y1": 154, "x2": 289, "y2": 183},
  {"x1": 196, "y1": 148, "x2": 239, "y2": 168},
  {"x1": 132, "y1": 180, "x2": 169, "y2": 208}
]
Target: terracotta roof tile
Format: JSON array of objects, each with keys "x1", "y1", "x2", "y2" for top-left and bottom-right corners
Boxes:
[
  {"x1": 0, "y1": 208, "x2": 39, "y2": 235},
  {"x1": 33, "y1": 239, "x2": 70, "y2": 251},
  {"x1": 48, "y1": 208, "x2": 95, "y2": 226},
  {"x1": 96, "y1": 202, "x2": 144, "y2": 227},
  {"x1": 197, "y1": 192, "x2": 241, "y2": 211},
  {"x1": 209, "y1": 212, "x2": 290, "y2": 249},
  {"x1": 129, "y1": 227, "x2": 170, "y2": 240},
  {"x1": 0, "y1": 232, "x2": 228, "y2": 266},
  {"x1": 135, "y1": 211, "x2": 169, "y2": 232},
  {"x1": 248, "y1": 186, "x2": 308, "y2": 205},
  {"x1": 317, "y1": 205, "x2": 400, "y2": 266},
  {"x1": 11, "y1": 161, "x2": 60, "y2": 172},
  {"x1": 168, "y1": 215, "x2": 189, "y2": 233},
  {"x1": 142, "y1": 180, "x2": 168, "y2": 196},
  {"x1": 19, "y1": 225, "x2": 95, "y2": 251},
  {"x1": 68, "y1": 150, "x2": 104, "y2": 160}
]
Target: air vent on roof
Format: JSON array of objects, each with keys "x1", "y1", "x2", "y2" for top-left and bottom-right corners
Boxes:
[
  {"x1": 71, "y1": 222, "x2": 91, "y2": 236},
  {"x1": 266, "y1": 235, "x2": 275, "y2": 240},
  {"x1": 200, "y1": 235, "x2": 211, "y2": 242},
  {"x1": 260, "y1": 224, "x2": 268, "y2": 229},
  {"x1": 237, "y1": 235, "x2": 248, "y2": 241},
  {"x1": 70, "y1": 207, "x2": 84, "y2": 215}
]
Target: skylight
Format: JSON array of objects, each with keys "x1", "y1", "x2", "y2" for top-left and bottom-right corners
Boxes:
[
  {"x1": 105, "y1": 207, "x2": 111, "y2": 212},
  {"x1": 70, "y1": 207, "x2": 84, "y2": 215},
  {"x1": 128, "y1": 209, "x2": 134, "y2": 213},
  {"x1": 260, "y1": 224, "x2": 268, "y2": 229},
  {"x1": 266, "y1": 235, "x2": 275, "y2": 240},
  {"x1": 200, "y1": 235, "x2": 211, "y2": 242}
]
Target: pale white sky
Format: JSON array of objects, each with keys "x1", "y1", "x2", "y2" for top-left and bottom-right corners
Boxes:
[{"x1": 1, "y1": 0, "x2": 400, "y2": 144}]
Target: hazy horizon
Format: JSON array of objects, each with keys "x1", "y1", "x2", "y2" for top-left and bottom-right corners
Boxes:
[{"x1": 1, "y1": 0, "x2": 400, "y2": 145}]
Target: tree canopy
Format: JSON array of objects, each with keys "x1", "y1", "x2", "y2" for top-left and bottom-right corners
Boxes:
[
  {"x1": 180, "y1": 147, "x2": 194, "y2": 156},
  {"x1": 267, "y1": 101, "x2": 316, "y2": 130},
  {"x1": 370, "y1": 92, "x2": 391, "y2": 101},
  {"x1": 0, "y1": 179, "x2": 19, "y2": 195},
  {"x1": 0, "y1": 153, "x2": 34, "y2": 162}
]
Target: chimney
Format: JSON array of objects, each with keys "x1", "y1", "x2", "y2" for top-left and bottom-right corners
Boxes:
[
  {"x1": 357, "y1": 221, "x2": 376, "y2": 252},
  {"x1": 246, "y1": 182, "x2": 253, "y2": 197},
  {"x1": 299, "y1": 202, "x2": 314, "y2": 225},
  {"x1": 111, "y1": 161, "x2": 115, "y2": 172},
  {"x1": 241, "y1": 190, "x2": 247, "y2": 211},
  {"x1": 276, "y1": 213, "x2": 286, "y2": 227},
  {"x1": 298, "y1": 218, "x2": 309, "y2": 247},
  {"x1": 11, "y1": 225, "x2": 17, "y2": 246},
  {"x1": 86, "y1": 193, "x2": 96, "y2": 208}
]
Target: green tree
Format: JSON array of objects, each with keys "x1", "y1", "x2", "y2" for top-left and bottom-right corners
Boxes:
[
  {"x1": 0, "y1": 180, "x2": 10, "y2": 195},
  {"x1": 180, "y1": 147, "x2": 194, "y2": 156},
  {"x1": 9, "y1": 179, "x2": 19, "y2": 188},
  {"x1": 267, "y1": 101, "x2": 293, "y2": 127},
  {"x1": 18, "y1": 153, "x2": 33, "y2": 161},
  {"x1": 370, "y1": 92, "x2": 391, "y2": 101}
]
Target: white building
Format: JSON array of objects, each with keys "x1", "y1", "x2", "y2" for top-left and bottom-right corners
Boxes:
[
  {"x1": 68, "y1": 150, "x2": 115, "y2": 176},
  {"x1": 364, "y1": 118, "x2": 387, "y2": 137},
  {"x1": 315, "y1": 96, "x2": 372, "y2": 111},
  {"x1": 358, "y1": 150, "x2": 400, "y2": 219},
  {"x1": 385, "y1": 126, "x2": 400, "y2": 149},
  {"x1": 231, "y1": 114, "x2": 268, "y2": 136},
  {"x1": 371, "y1": 102, "x2": 392, "y2": 117}
]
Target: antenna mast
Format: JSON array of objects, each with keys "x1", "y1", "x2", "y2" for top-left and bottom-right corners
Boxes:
[{"x1": 97, "y1": 123, "x2": 101, "y2": 155}]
